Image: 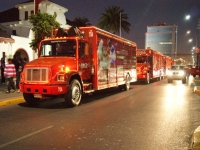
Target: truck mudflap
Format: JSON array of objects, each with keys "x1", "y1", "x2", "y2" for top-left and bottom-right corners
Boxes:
[{"x1": 20, "y1": 84, "x2": 69, "y2": 95}]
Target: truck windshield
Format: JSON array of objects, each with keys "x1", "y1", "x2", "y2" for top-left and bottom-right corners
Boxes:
[
  {"x1": 39, "y1": 40, "x2": 76, "y2": 57},
  {"x1": 137, "y1": 56, "x2": 148, "y2": 63}
]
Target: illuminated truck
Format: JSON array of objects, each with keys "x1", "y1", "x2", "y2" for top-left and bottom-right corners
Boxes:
[
  {"x1": 20, "y1": 26, "x2": 137, "y2": 107},
  {"x1": 163, "y1": 55, "x2": 176, "y2": 76},
  {"x1": 136, "y1": 49, "x2": 165, "y2": 84}
]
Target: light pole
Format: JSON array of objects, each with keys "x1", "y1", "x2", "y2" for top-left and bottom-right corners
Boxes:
[
  {"x1": 186, "y1": 30, "x2": 197, "y2": 65},
  {"x1": 119, "y1": 11, "x2": 121, "y2": 37}
]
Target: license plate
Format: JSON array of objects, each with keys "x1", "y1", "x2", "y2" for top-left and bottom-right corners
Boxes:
[{"x1": 34, "y1": 94, "x2": 42, "y2": 98}]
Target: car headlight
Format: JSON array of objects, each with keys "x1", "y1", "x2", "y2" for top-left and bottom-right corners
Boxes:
[
  {"x1": 179, "y1": 71, "x2": 185, "y2": 76},
  {"x1": 168, "y1": 71, "x2": 173, "y2": 76}
]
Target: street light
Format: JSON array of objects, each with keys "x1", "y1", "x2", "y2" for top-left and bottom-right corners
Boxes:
[
  {"x1": 185, "y1": 15, "x2": 191, "y2": 20},
  {"x1": 187, "y1": 30, "x2": 191, "y2": 34}
]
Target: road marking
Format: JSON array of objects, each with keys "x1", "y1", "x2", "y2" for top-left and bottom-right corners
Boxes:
[{"x1": 0, "y1": 125, "x2": 53, "y2": 149}]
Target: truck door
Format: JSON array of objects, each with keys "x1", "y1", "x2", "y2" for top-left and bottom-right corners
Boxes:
[{"x1": 78, "y1": 42, "x2": 91, "y2": 81}]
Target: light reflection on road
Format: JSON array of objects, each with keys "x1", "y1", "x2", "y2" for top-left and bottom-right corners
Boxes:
[
  {"x1": 163, "y1": 82, "x2": 186, "y2": 110},
  {"x1": 152, "y1": 80, "x2": 190, "y2": 148}
]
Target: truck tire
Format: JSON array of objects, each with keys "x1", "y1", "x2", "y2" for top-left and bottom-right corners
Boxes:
[
  {"x1": 157, "y1": 76, "x2": 161, "y2": 81},
  {"x1": 118, "y1": 74, "x2": 130, "y2": 91},
  {"x1": 65, "y1": 79, "x2": 82, "y2": 107},
  {"x1": 145, "y1": 73, "x2": 150, "y2": 84},
  {"x1": 168, "y1": 79, "x2": 172, "y2": 83},
  {"x1": 23, "y1": 93, "x2": 39, "y2": 106},
  {"x1": 193, "y1": 75, "x2": 196, "y2": 78}
]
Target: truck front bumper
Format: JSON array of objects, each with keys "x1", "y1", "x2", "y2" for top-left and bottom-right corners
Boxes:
[{"x1": 20, "y1": 84, "x2": 69, "y2": 95}]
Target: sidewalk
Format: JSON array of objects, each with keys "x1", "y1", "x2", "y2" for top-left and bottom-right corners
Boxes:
[{"x1": 0, "y1": 83, "x2": 24, "y2": 107}]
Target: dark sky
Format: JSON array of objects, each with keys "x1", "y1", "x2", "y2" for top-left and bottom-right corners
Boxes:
[{"x1": 0, "y1": 0, "x2": 200, "y2": 54}]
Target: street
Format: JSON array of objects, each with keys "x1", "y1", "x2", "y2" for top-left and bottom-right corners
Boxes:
[{"x1": 0, "y1": 77, "x2": 200, "y2": 150}]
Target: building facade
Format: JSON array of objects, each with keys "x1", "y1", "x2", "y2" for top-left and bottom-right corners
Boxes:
[
  {"x1": 145, "y1": 24, "x2": 178, "y2": 58},
  {"x1": 0, "y1": 0, "x2": 70, "y2": 63}
]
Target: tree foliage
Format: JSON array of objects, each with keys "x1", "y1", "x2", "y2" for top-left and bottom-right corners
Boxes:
[
  {"x1": 97, "y1": 6, "x2": 131, "y2": 34},
  {"x1": 73, "y1": 17, "x2": 91, "y2": 27},
  {"x1": 29, "y1": 12, "x2": 60, "y2": 51}
]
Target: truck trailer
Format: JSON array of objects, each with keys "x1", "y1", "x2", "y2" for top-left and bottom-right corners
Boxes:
[
  {"x1": 136, "y1": 49, "x2": 173, "y2": 84},
  {"x1": 19, "y1": 26, "x2": 137, "y2": 107}
]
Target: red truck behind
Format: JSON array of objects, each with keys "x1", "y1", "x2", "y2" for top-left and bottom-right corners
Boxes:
[
  {"x1": 136, "y1": 49, "x2": 174, "y2": 84},
  {"x1": 19, "y1": 26, "x2": 137, "y2": 107},
  {"x1": 185, "y1": 50, "x2": 200, "y2": 77}
]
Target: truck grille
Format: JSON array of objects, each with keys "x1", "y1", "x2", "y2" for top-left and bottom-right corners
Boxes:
[{"x1": 25, "y1": 68, "x2": 49, "y2": 82}]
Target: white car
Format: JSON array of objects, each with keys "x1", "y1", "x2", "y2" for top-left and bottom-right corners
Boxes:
[{"x1": 167, "y1": 65, "x2": 187, "y2": 84}]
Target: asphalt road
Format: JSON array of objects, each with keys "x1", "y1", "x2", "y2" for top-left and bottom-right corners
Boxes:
[{"x1": 0, "y1": 77, "x2": 200, "y2": 150}]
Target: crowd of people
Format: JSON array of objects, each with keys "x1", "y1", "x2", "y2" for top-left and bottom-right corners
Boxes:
[{"x1": 0, "y1": 54, "x2": 27, "y2": 93}]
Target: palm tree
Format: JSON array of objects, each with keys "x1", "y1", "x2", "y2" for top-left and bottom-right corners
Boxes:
[
  {"x1": 73, "y1": 17, "x2": 91, "y2": 27},
  {"x1": 97, "y1": 6, "x2": 131, "y2": 34}
]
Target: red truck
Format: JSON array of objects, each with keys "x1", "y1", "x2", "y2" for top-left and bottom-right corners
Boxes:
[
  {"x1": 185, "y1": 65, "x2": 200, "y2": 77},
  {"x1": 19, "y1": 26, "x2": 137, "y2": 107},
  {"x1": 136, "y1": 49, "x2": 173, "y2": 84},
  {"x1": 163, "y1": 55, "x2": 176, "y2": 76}
]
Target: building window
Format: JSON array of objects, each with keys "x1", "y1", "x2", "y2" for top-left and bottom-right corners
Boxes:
[
  {"x1": 31, "y1": 10, "x2": 34, "y2": 15},
  {"x1": 25, "y1": 11, "x2": 28, "y2": 20}
]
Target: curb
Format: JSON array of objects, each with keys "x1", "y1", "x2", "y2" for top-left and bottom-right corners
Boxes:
[
  {"x1": 194, "y1": 86, "x2": 200, "y2": 94},
  {"x1": 189, "y1": 126, "x2": 200, "y2": 149},
  {"x1": 0, "y1": 98, "x2": 25, "y2": 107},
  {"x1": 195, "y1": 79, "x2": 200, "y2": 83}
]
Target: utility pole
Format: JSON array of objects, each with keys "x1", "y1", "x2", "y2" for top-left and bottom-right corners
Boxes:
[
  {"x1": 196, "y1": 18, "x2": 200, "y2": 65},
  {"x1": 120, "y1": 12, "x2": 121, "y2": 37}
]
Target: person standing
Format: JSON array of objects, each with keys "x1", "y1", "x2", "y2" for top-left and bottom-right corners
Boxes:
[
  {"x1": 4, "y1": 58, "x2": 16, "y2": 93},
  {"x1": 1, "y1": 54, "x2": 6, "y2": 84},
  {"x1": 16, "y1": 58, "x2": 24, "y2": 93}
]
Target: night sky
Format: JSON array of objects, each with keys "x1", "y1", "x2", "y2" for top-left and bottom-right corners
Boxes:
[{"x1": 0, "y1": 0, "x2": 200, "y2": 54}]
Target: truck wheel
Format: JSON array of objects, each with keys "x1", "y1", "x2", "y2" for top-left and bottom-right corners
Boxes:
[
  {"x1": 145, "y1": 73, "x2": 150, "y2": 84},
  {"x1": 23, "y1": 93, "x2": 39, "y2": 106},
  {"x1": 168, "y1": 79, "x2": 172, "y2": 83},
  {"x1": 65, "y1": 79, "x2": 82, "y2": 107},
  {"x1": 124, "y1": 75, "x2": 131, "y2": 91},
  {"x1": 118, "y1": 74, "x2": 130, "y2": 91},
  {"x1": 157, "y1": 76, "x2": 161, "y2": 81}
]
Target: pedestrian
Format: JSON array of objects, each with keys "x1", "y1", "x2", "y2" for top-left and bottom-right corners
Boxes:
[
  {"x1": 1, "y1": 53, "x2": 6, "y2": 84},
  {"x1": 4, "y1": 58, "x2": 16, "y2": 93},
  {"x1": 16, "y1": 58, "x2": 24, "y2": 93}
]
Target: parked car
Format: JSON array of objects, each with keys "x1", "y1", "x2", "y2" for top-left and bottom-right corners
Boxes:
[{"x1": 167, "y1": 65, "x2": 187, "y2": 84}]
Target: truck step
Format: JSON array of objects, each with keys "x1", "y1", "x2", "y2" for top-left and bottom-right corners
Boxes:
[
  {"x1": 83, "y1": 82, "x2": 92, "y2": 87},
  {"x1": 84, "y1": 90, "x2": 95, "y2": 93}
]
